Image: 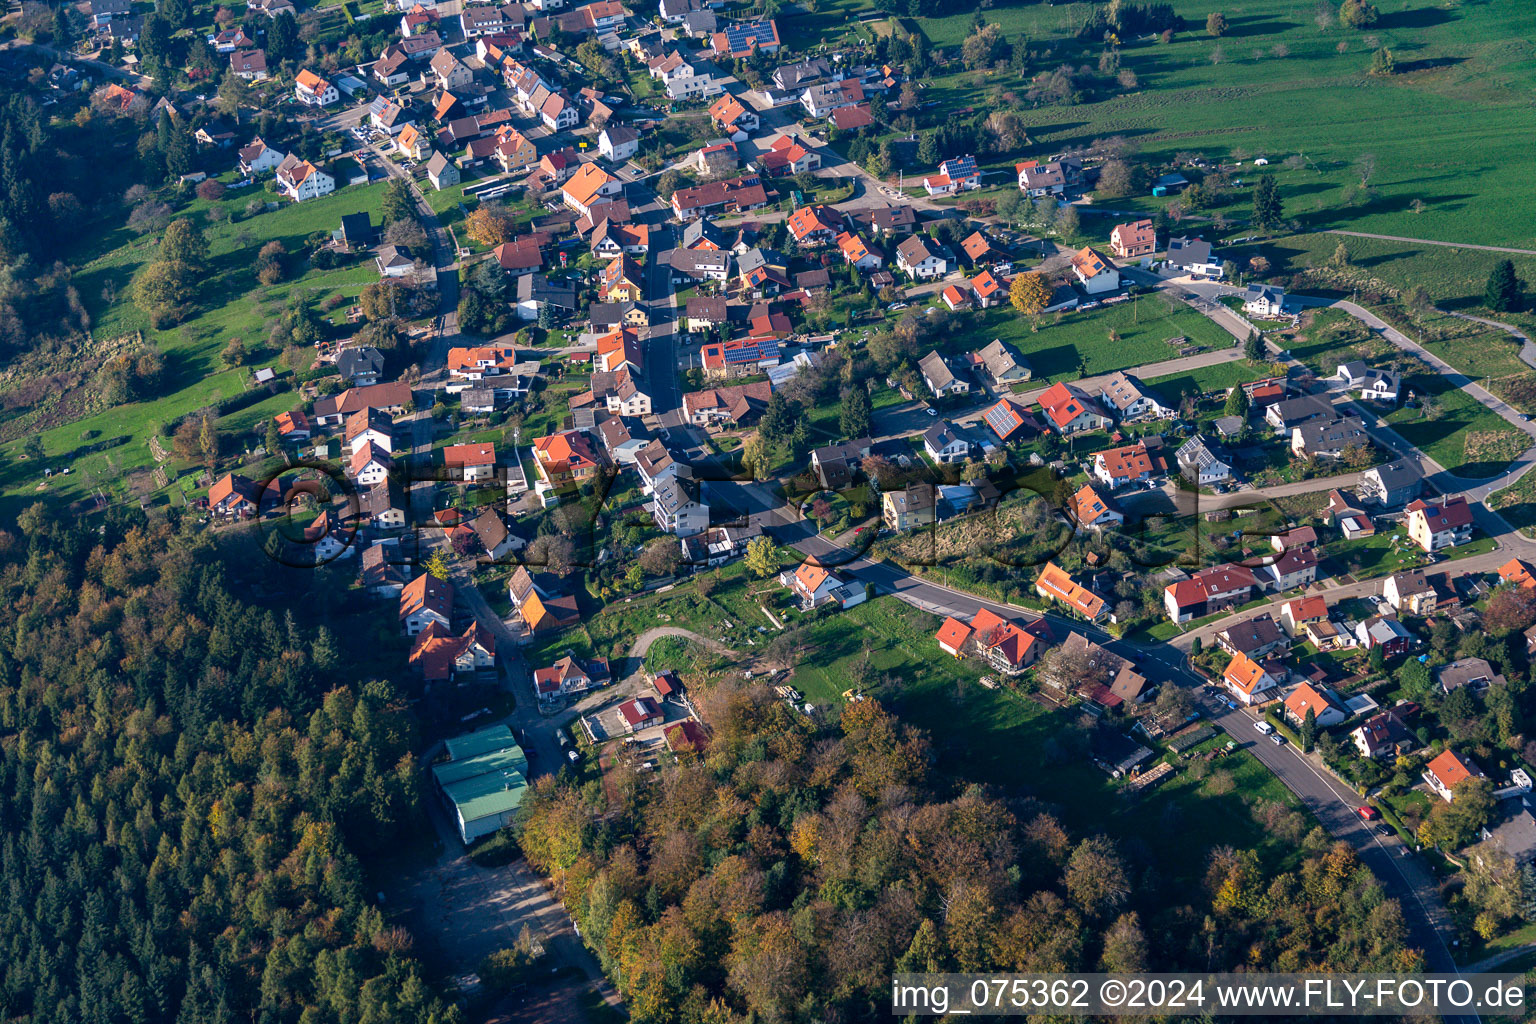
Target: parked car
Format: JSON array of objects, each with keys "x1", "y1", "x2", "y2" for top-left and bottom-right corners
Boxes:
[
  {"x1": 1374, "y1": 824, "x2": 1393, "y2": 837},
  {"x1": 1357, "y1": 806, "x2": 1379, "y2": 820},
  {"x1": 1270, "y1": 734, "x2": 1284, "y2": 746},
  {"x1": 1253, "y1": 721, "x2": 1273, "y2": 735}
]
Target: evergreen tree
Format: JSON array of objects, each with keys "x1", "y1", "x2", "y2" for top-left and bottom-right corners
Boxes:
[
  {"x1": 1251, "y1": 175, "x2": 1282, "y2": 231},
  {"x1": 265, "y1": 416, "x2": 282, "y2": 453},
  {"x1": 1486, "y1": 259, "x2": 1523, "y2": 313},
  {"x1": 1224, "y1": 385, "x2": 1249, "y2": 419},
  {"x1": 917, "y1": 131, "x2": 938, "y2": 166},
  {"x1": 1243, "y1": 329, "x2": 1264, "y2": 361},
  {"x1": 267, "y1": 10, "x2": 299, "y2": 60},
  {"x1": 1300, "y1": 708, "x2": 1317, "y2": 752},
  {"x1": 839, "y1": 385, "x2": 871, "y2": 439},
  {"x1": 52, "y1": 5, "x2": 73, "y2": 47}
]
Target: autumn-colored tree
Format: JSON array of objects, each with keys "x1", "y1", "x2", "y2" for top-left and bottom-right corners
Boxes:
[
  {"x1": 1484, "y1": 585, "x2": 1536, "y2": 636},
  {"x1": 1009, "y1": 272, "x2": 1052, "y2": 314},
  {"x1": 465, "y1": 203, "x2": 519, "y2": 247},
  {"x1": 424, "y1": 549, "x2": 451, "y2": 579},
  {"x1": 743, "y1": 535, "x2": 779, "y2": 578}
]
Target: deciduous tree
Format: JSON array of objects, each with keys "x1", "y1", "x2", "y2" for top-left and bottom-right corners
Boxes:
[{"x1": 1009, "y1": 271, "x2": 1051, "y2": 314}]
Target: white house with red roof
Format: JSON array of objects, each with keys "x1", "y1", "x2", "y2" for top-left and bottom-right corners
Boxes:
[
  {"x1": 399, "y1": 573, "x2": 453, "y2": 636},
  {"x1": 1163, "y1": 564, "x2": 1259, "y2": 623},
  {"x1": 1424, "y1": 749, "x2": 1486, "y2": 802},
  {"x1": 1070, "y1": 246, "x2": 1119, "y2": 294},
  {"x1": 935, "y1": 616, "x2": 973, "y2": 658},
  {"x1": 1283, "y1": 682, "x2": 1347, "y2": 728},
  {"x1": 1223, "y1": 651, "x2": 1280, "y2": 706},
  {"x1": 1036, "y1": 381, "x2": 1111, "y2": 435},
  {"x1": 275, "y1": 154, "x2": 335, "y2": 202},
  {"x1": 294, "y1": 69, "x2": 339, "y2": 106},
  {"x1": 443, "y1": 442, "x2": 497, "y2": 482},
  {"x1": 618, "y1": 696, "x2": 664, "y2": 733},
  {"x1": 969, "y1": 608, "x2": 1050, "y2": 675},
  {"x1": 780, "y1": 561, "x2": 865, "y2": 611},
  {"x1": 1406, "y1": 496, "x2": 1474, "y2": 553}
]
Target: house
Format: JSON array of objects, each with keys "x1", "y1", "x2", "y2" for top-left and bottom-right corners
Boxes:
[
  {"x1": 360, "y1": 540, "x2": 410, "y2": 596},
  {"x1": 294, "y1": 68, "x2": 339, "y2": 106},
  {"x1": 460, "y1": 4, "x2": 510, "y2": 35},
  {"x1": 410, "y1": 620, "x2": 495, "y2": 685},
  {"x1": 238, "y1": 138, "x2": 287, "y2": 175},
  {"x1": 652, "y1": 476, "x2": 709, "y2": 537},
  {"x1": 710, "y1": 18, "x2": 780, "y2": 59},
  {"x1": 935, "y1": 616, "x2": 973, "y2": 658},
  {"x1": 974, "y1": 339, "x2": 1031, "y2": 386},
  {"x1": 801, "y1": 78, "x2": 864, "y2": 119},
  {"x1": 1070, "y1": 483, "x2": 1123, "y2": 532},
  {"x1": 595, "y1": 328, "x2": 643, "y2": 373},
  {"x1": 509, "y1": 569, "x2": 580, "y2": 632},
  {"x1": 759, "y1": 134, "x2": 821, "y2": 177},
  {"x1": 970, "y1": 270, "x2": 1004, "y2": 308},
  {"x1": 399, "y1": 573, "x2": 453, "y2": 635},
  {"x1": 1162, "y1": 564, "x2": 1258, "y2": 623},
  {"x1": 360, "y1": 480, "x2": 408, "y2": 528},
  {"x1": 634, "y1": 439, "x2": 685, "y2": 495},
  {"x1": 1291, "y1": 415, "x2": 1368, "y2": 460},
  {"x1": 1037, "y1": 382, "x2": 1111, "y2": 435},
  {"x1": 668, "y1": 248, "x2": 732, "y2": 284},
  {"x1": 1098, "y1": 372, "x2": 1173, "y2": 421},
  {"x1": 274, "y1": 409, "x2": 312, "y2": 442},
  {"x1": 882, "y1": 484, "x2": 937, "y2": 532},
  {"x1": 348, "y1": 441, "x2": 391, "y2": 491},
  {"x1": 598, "y1": 124, "x2": 640, "y2": 162},
  {"x1": 334, "y1": 212, "x2": 377, "y2": 250},
  {"x1": 209, "y1": 473, "x2": 259, "y2": 518},
  {"x1": 707, "y1": 93, "x2": 759, "y2": 135},
  {"x1": 857, "y1": 205, "x2": 918, "y2": 237},
  {"x1": 448, "y1": 345, "x2": 519, "y2": 380},
  {"x1": 443, "y1": 442, "x2": 497, "y2": 482},
  {"x1": 1216, "y1": 614, "x2": 1290, "y2": 660},
  {"x1": 1175, "y1": 435, "x2": 1232, "y2": 486},
  {"x1": 1035, "y1": 562, "x2": 1106, "y2": 621},
  {"x1": 1070, "y1": 247, "x2": 1119, "y2": 295},
  {"x1": 1280, "y1": 595, "x2": 1329, "y2": 635},
  {"x1": 346, "y1": 409, "x2": 394, "y2": 454},
  {"x1": 230, "y1": 49, "x2": 269, "y2": 80},
  {"x1": 1437, "y1": 656, "x2": 1506, "y2": 697},
  {"x1": 312, "y1": 381, "x2": 412, "y2": 426},
  {"x1": 1425, "y1": 749, "x2": 1486, "y2": 802},
  {"x1": 773, "y1": 56, "x2": 834, "y2": 90},
  {"x1": 1354, "y1": 615, "x2": 1417, "y2": 657},
  {"x1": 375, "y1": 244, "x2": 415, "y2": 277},
  {"x1": 1500, "y1": 558, "x2": 1536, "y2": 591},
  {"x1": 428, "y1": 48, "x2": 474, "y2": 91},
  {"x1": 591, "y1": 221, "x2": 651, "y2": 257},
  {"x1": 982, "y1": 395, "x2": 1043, "y2": 442},
  {"x1": 598, "y1": 255, "x2": 644, "y2": 303},
  {"x1": 780, "y1": 561, "x2": 865, "y2": 611},
  {"x1": 515, "y1": 274, "x2": 578, "y2": 321},
  {"x1": 810, "y1": 438, "x2": 871, "y2": 490},
  {"x1": 670, "y1": 174, "x2": 769, "y2": 220},
  {"x1": 917, "y1": 351, "x2": 969, "y2": 398},
  {"x1": 461, "y1": 388, "x2": 498, "y2": 414},
  {"x1": 829, "y1": 104, "x2": 874, "y2": 131},
  {"x1": 969, "y1": 608, "x2": 1049, "y2": 675},
  {"x1": 701, "y1": 337, "x2": 779, "y2": 378},
  {"x1": 921, "y1": 422, "x2": 970, "y2": 464},
  {"x1": 683, "y1": 295, "x2": 729, "y2": 333},
  {"x1": 530, "y1": 430, "x2": 601, "y2": 493},
  {"x1": 1284, "y1": 682, "x2": 1348, "y2": 728},
  {"x1": 959, "y1": 230, "x2": 993, "y2": 267},
  {"x1": 680, "y1": 523, "x2": 760, "y2": 569},
  {"x1": 1223, "y1": 651, "x2": 1280, "y2": 706},
  {"x1": 1110, "y1": 219, "x2": 1156, "y2": 259},
  {"x1": 1383, "y1": 570, "x2": 1437, "y2": 616},
  {"x1": 1243, "y1": 284, "x2": 1288, "y2": 318},
  {"x1": 562, "y1": 163, "x2": 622, "y2": 218},
  {"x1": 492, "y1": 236, "x2": 545, "y2": 277},
  {"x1": 534, "y1": 653, "x2": 611, "y2": 704},
  {"x1": 835, "y1": 232, "x2": 883, "y2": 272},
  {"x1": 373, "y1": 48, "x2": 412, "y2": 87},
  {"x1": 1406, "y1": 496, "x2": 1474, "y2": 552},
  {"x1": 895, "y1": 235, "x2": 948, "y2": 280},
  {"x1": 275, "y1": 156, "x2": 335, "y2": 202},
  {"x1": 1352, "y1": 705, "x2": 1417, "y2": 759},
  {"x1": 1092, "y1": 441, "x2": 1166, "y2": 489},
  {"x1": 692, "y1": 141, "x2": 739, "y2": 176},
  {"x1": 423, "y1": 151, "x2": 460, "y2": 191},
  {"x1": 334, "y1": 346, "x2": 385, "y2": 386},
  {"x1": 940, "y1": 284, "x2": 970, "y2": 311},
  {"x1": 1359, "y1": 461, "x2": 1421, "y2": 507},
  {"x1": 1271, "y1": 526, "x2": 1319, "y2": 553},
  {"x1": 785, "y1": 205, "x2": 843, "y2": 247},
  {"x1": 937, "y1": 154, "x2": 982, "y2": 191},
  {"x1": 1260, "y1": 547, "x2": 1318, "y2": 593},
  {"x1": 1338, "y1": 360, "x2": 1402, "y2": 403},
  {"x1": 682, "y1": 381, "x2": 772, "y2": 427},
  {"x1": 736, "y1": 248, "x2": 790, "y2": 296},
  {"x1": 1165, "y1": 236, "x2": 1221, "y2": 277},
  {"x1": 617, "y1": 696, "x2": 664, "y2": 732},
  {"x1": 1015, "y1": 159, "x2": 1073, "y2": 196},
  {"x1": 492, "y1": 126, "x2": 538, "y2": 172}
]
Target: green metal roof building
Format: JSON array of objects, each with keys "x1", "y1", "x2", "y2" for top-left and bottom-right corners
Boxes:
[{"x1": 433, "y1": 725, "x2": 528, "y2": 843}]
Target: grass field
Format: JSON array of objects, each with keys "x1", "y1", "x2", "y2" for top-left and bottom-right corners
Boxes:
[
  {"x1": 0, "y1": 178, "x2": 392, "y2": 518},
  {"x1": 1384, "y1": 372, "x2": 1529, "y2": 478},
  {"x1": 963, "y1": 297, "x2": 1234, "y2": 381},
  {"x1": 1146, "y1": 358, "x2": 1272, "y2": 400}
]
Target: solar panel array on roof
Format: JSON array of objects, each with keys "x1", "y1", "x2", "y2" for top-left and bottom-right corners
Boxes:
[{"x1": 985, "y1": 403, "x2": 1018, "y2": 435}]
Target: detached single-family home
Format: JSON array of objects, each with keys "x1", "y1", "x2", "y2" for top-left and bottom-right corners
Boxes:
[
  {"x1": 598, "y1": 124, "x2": 640, "y2": 162},
  {"x1": 1291, "y1": 414, "x2": 1368, "y2": 460},
  {"x1": 617, "y1": 696, "x2": 663, "y2": 732},
  {"x1": 1338, "y1": 360, "x2": 1402, "y2": 403},
  {"x1": 1175, "y1": 435, "x2": 1232, "y2": 486},
  {"x1": 1098, "y1": 371, "x2": 1173, "y2": 421},
  {"x1": 239, "y1": 138, "x2": 286, "y2": 175},
  {"x1": 982, "y1": 396, "x2": 1043, "y2": 442},
  {"x1": 1037, "y1": 381, "x2": 1111, "y2": 435},
  {"x1": 1424, "y1": 749, "x2": 1486, "y2": 802},
  {"x1": 969, "y1": 608, "x2": 1049, "y2": 675},
  {"x1": 1279, "y1": 595, "x2": 1329, "y2": 635},
  {"x1": 209, "y1": 473, "x2": 259, "y2": 518},
  {"x1": 917, "y1": 350, "x2": 969, "y2": 397},
  {"x1": 921, "y1": 422, "x2": 971, "y2": 464},
  {"x1": 534, "y1": 653, "x2": 611, "y2": 704},
  {"x1": 895, "y1": 235, "x2": 948, "y2": 280},
  {"x1": 780, "y1": 561, "x2": 865, "y2": 611},
  {"x1": 882, "y1": 483, "x2": 937, "y2": 532},
  {"x1": 1383, "y1": 570, "x2": 1438, "y2": 616},
  {"x1": 1035, "y1": 562, "x2": 1106, "y2": 621},
  {"x1": 1070, "y1": 246, "x2": 1119, "y2": 294},
  {"x1": 443, "y1": 442, "x2": 497, "y2": 482},
  {"x1": 1242, "y1": 284, "x2": 1287, "y2": 317},
  {"x1": 1163, "y1": 564, "x2": 1258, "y2": 623},
  {"x1": 1110, "y1": 219, "x2": 1156, "y2": 259},
  {"x1": 1284, "y1": 682, "x2": 1348, "y2": 728},
  {"x1": 294, "y1": 68, "x2": 339, "y2": 105},
  {"x1": 1360, "y1": 461, "x2": 1421, "y2": 507},
  {"x1": 1223, "y1": 651, "x2": 1280, "y2": 706},
  {"x1": 1355, "y1": 615, "x2": 1417, "y2": 657},
  {"x1": 1438, "y1": 657, "x2": 1506, "y2": 696},
  {"x1": 1165, "y1": 236, "x2": 1221, "y2": 277},
  {"x1": 1352, "y1": 705, "x2": 1417, "y2": 759},
  {"x1": 275, "y1": 155, "x2": 335, "y2": 202},
  {"x1": 562, "y1": 163, "x2": 623, "y2": 218},
  {"x1": 399, "y1": 572, "x2": 453, "y2": 636},
  {"x1": 1070, "y1": 483, "x2": 1123, "y2": 532},
  {"x1": 1092, "y1": 441, "x2": 1166, "y2": 490},
  {"x1": 973, "y1": 339, "x2": 1031, "y2": 385},
  {"x1": 1216, "y1": 613, "x2": 1290, "y2": 661},
  {"x1": 1406, "y1": 496, "x2": 1474, "y2": 552},
  {"x1": 785, "y1": 204, "x2": 843, "y2": 247}
]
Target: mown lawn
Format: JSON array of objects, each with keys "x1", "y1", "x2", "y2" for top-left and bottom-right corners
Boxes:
[
  {"x1": 969, "y1": 298, "x2": 1234, "y2": 381},
  {"x1": 1384, "y1": 373, "x2": 1529, "y2": 478},
  {"x1": 1146, "y1": 358, "x2": 1273, "y2": 401}
]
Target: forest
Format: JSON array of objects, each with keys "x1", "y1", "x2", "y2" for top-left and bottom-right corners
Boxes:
[
  {"x1": 518, "y1": 680, "x2": 1421, "y2": 1024},
  {"x1": 0, "y1": 507, "x2": 460, "y2": 1024}
]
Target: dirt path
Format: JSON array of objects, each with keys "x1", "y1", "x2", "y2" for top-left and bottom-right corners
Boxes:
[{"x1": 1327, "y1": 229, "x2": 1536, "y2": 257}]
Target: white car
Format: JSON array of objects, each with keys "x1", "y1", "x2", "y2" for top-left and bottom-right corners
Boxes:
[{"x1": 1253, "y1": 721, "x2": 1274, "y2": 735}]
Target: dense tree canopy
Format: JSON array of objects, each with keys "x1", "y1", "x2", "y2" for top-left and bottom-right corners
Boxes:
[{"x1": 0, "y1": 513, "x2": 461, "y2": 1024}]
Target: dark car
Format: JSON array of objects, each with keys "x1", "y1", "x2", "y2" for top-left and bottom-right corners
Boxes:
[{"x1": 1374, "y1": 824, "x2": 1393, "y2": 837}]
